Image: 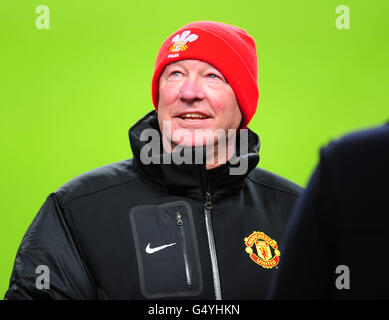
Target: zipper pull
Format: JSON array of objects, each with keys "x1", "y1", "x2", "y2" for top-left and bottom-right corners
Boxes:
[
  {"x1": 205, "y1": 192, "x2": 213, "y2": 210},
  {"x1": 176, "y1": 212, "x2": 183, "y2": 226}
]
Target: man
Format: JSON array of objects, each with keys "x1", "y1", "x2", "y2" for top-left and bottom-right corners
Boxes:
[
  {"x1": 5, "y1": 21, "x2": 302, "y2": 300},
  {"x1": 267, "y1": 123, "x2": 389, "y2": 299}
]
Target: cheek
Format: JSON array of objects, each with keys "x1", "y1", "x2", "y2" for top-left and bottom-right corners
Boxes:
[
  {"x1": 212, "y1": 91, "x2": 242, "y2": 125},
  {"x1": 158, "y1": 84, "x2": 179, "y2": 109},
  {"x1": 158, "y1": 85, "x2": 180, "y2": 133},
  {"x1": 210, "y1": 92, "x2": 231, "y2": 113}
]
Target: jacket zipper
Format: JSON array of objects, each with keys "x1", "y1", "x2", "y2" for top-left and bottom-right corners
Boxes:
[
  {"x1": 204, "y1": 192, "x2": 222, "y2": 300},
  {"x1": 176, "y1": 212, "x2": 192, "y2": 289}
]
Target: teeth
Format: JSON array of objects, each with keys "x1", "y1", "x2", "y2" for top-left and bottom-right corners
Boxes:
[{"x1": 181, "y1": 113, "x2": 208, "y2": 119}]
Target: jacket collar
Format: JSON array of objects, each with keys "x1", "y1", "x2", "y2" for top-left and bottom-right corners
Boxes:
[{"x1": 129, "y1": 110, "x2": 260, "y2": 202}]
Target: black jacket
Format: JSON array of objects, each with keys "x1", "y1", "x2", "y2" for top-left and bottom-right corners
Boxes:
[
  {"x1": 5, "y1": 111, "x2": 302, "y2": 300},
  {"x1": 267, "y1": 123, "x2": 389, "y2": 299}
]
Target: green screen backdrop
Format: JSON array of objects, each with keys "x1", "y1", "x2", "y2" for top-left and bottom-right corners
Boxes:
[{"x1": 1, "y1": 0, "x2": 388, "y2": 298}]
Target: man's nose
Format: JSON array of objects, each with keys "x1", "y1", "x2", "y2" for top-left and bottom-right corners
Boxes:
[{"x1": 178, "y1": 78, "x2": 205, "y2": 103}]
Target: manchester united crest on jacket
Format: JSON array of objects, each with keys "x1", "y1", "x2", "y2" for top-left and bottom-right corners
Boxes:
[{"x1": 244, "y1": 231, "x2": 281, "y2": 269}]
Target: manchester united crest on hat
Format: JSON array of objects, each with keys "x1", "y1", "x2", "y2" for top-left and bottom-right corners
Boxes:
[{"x1": 244, "y1": 231, "x2": 280, "y2": 269}]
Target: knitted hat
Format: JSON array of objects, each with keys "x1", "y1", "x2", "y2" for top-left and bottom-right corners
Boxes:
[{"x1": 151, "y1": 21, "x2": 259, "y2": 128}]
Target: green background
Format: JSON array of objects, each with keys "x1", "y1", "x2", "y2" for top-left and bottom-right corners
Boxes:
[{"x1": 1, "y1": 0, "x2": 388, "y2": 298}]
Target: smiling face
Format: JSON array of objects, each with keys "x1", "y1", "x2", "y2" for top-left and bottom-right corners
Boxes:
[{"x1": 157, "y1": 59, "x2": 242, "y2": 150}]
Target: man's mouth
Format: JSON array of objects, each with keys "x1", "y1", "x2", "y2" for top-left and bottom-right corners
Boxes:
[{"x1": 178, "y1": 112, "x2": 210, "y2": 120}]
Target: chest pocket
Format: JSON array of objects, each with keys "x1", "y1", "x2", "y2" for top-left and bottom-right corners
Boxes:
[{"x1": 129, "y1": 201, "x2": 203, "y2": 298}]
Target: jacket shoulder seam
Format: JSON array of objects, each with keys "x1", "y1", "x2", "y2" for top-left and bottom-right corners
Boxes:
[
  {"x1": 247, "y1": 175, "x2": 301, "y2": 197},
  {"x1": 58, "y1": 174, "x2": 139, "y2": 205}
]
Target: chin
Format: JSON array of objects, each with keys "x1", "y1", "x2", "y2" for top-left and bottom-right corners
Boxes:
[{"x1": 172, "y1": 135, "x2": 208, "y2": 148}]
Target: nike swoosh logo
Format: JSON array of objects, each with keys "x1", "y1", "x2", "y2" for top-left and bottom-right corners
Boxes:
[{"x1": 145, "y1": 242, "x2": 176, "y2": 254}]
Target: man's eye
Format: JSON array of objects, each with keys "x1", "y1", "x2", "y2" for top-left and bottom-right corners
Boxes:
[
  {"x1": 170, "y1": 71, "x2": 182, "y2": 76},
  {"x1": 208, "y1": 73, "x2": 218, "y2": 79}
]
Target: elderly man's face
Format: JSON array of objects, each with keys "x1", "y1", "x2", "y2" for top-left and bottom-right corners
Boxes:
[{"x1": 157, "y1": 59, "x2": 242, "y2": 149}]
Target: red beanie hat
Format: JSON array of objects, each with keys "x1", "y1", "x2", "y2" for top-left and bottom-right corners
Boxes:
[{"x1": 151, "y1": 21, "x2": 259, "y2": 129}]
